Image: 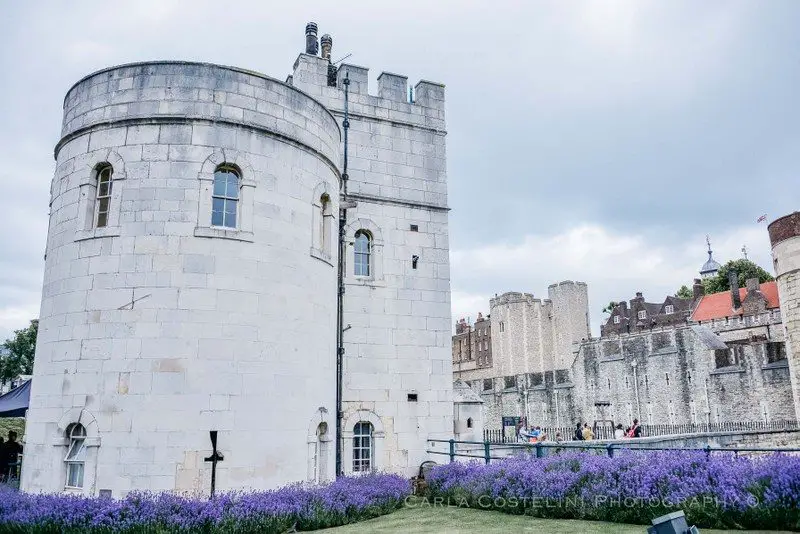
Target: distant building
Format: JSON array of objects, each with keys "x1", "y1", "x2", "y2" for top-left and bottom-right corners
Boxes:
[
  {"x1": 451, "y1": 281, "x2": 590, "y2": 386},
  {"x1": 601, "y1": 286, "x2": 699, "y2": 337},
  {"x1": 466, "y1": 277, "x2": 795, "y2": 430},
  {"x1": 452, "y1": 313, "x2": 492, "y2": 378}
]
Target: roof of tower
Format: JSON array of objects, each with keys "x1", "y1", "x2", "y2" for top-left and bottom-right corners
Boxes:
[{"x1": 700, "y1": 237, "x2": 721, "y2": 275}]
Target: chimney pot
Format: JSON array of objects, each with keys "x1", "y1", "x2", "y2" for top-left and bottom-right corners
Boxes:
[
  {"x1": 692, "y1": 279, "x2": 705, "y2": 300},
  {"x1": 305, "y1": 22, "x2": 319, "y2": 55},
  {"x1": 745, "y1": 277, "x2": 760, "y2": 292},
  {"x1": 320, "y1": 34, "x2": 333, "y2": 60},
  {"x1": 729, "y1": 270, "x2": 742, "y2": 309},
  {"x1": 635, "y1": 292, "x2": 643, "y2": 298}
]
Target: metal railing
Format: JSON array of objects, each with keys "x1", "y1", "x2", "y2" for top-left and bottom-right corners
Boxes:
[
  {"x1": 483, "y1": 420, "x2": 799, "y2": 443},
  {"x1": 428, "y1": 438, "x2": 800, "y2": 465}
]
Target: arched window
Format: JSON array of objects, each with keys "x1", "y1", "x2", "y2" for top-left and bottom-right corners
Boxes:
[
  {"x1": 64, "y1": 423, "x2": 87, "y2": 488},
  {"x1": 354, "y1": 230, "x2": 371, "y2": 276},
  {"x1": 352, "y1": 421, "x2": 373, "y2": 472},
  {"x1": 212, "y1": 165, "x2": 241, "y2": 229},
  {"x1": 467, "y1": 417, "x2": 473, "y2": 429},
  {"x1": 94, "y1": 164, "x2": 113, "y2": 228},
  {"x1": 320, "y1": 194, "x2": 332, "y2": 256}
]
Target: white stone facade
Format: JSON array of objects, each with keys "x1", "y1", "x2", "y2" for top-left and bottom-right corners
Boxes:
[
  {"x1": 23, "y1": 51, "x2": 451, "y2": 496},
  {"x1": 290, "y1": 55, "x2": 453, "y2": 477},
  {"x1": 770, "y1": 213, "x2": 800, "y2": 420}
]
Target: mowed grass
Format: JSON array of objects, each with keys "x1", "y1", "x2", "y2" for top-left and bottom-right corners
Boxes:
[{"x1": 322, "y1": 502, "x2": 794, "y2": 534}]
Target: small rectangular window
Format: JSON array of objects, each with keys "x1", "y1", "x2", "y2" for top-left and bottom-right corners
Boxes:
[
  {"x1": 638, "y1": 310, "x2": 647, "y2": 320},
  {"x1": 504, "y1": 376, "x2": 517, "y2": 390},
  {"x1": 665, "y1": 372, "x2": 670, "y2": 386},
  {"x1": 665, "y1": 305, "x2": 674, "y2": 315},
  {"x1": 613, "y1": 315, "x2": 620, "y2": 324},
  {"x1": 483, "y1": 379, "x2": 492, "y2": 391},
  {"x1": 766, "y1": 342, "x2": 787, "y2": 363},
  {"x1": 410, "y1": 224, "x2": 419, "y2": 232},
  {"x1": 407, "y1": 393, "x2": 418, "y2": 402}
]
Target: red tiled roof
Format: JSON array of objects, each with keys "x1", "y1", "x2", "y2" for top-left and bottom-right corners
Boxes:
[{"x1": 691, "y1": 281, "x2": 779, "y2": 322}]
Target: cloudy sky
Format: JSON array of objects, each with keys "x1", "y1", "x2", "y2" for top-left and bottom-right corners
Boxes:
[{"x1": 0, "y1": 1, "x2": 798, "y2": 340}]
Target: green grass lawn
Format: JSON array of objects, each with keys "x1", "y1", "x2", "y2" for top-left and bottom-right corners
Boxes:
[{"x1": 322, "y1": 503, "x2": 793, "y2": 534}]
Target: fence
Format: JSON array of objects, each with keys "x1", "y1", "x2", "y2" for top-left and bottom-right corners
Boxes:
[
  {"x1": 483, "y1": 419, "x2": 799, "y2": 443},
  {"x1": 429, "y1": 438, "x2": 800, "y2": 466}
]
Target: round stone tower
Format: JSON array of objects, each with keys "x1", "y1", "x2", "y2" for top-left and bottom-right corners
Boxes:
[
  {"x1": 769, "y1": 212, "x2": 800, "y2": 421},
  {"x1": 22, "y1": 62, "x2": 341, "y2": 496}
]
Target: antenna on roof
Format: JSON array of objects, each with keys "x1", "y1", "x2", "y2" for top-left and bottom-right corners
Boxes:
[{"x1": 332, "y1": 53, "x2": 352, "y2": 66}]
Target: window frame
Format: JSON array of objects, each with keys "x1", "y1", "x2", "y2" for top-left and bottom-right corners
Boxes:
[
  {"x1": 211, "y1": 165, "x2": 241, "y2": 230},
  {"x1": 613, "y1": 315, "x2": 620, "y2": 324},
  {"x1": 637, "y1": 310, "x2": 647, "y2": 320},
  {"x1": 352, "y1": 421, "x2": 374, "y2": 473},
  {"x1": 353, "y1": 230, "x2": 372, "y2": 277},
  {"x1": 64, "y1": 423, "x2": 88, "y2": 489},
  {"x1": 194, "y1": 150, "x2": 256, "y2": 243},
  {"x1": 664, "y1": 305, "x2": 674, "y2": 315},
  {"x1": 94, "y1": 165, "x2": 113, "y2": 228}
]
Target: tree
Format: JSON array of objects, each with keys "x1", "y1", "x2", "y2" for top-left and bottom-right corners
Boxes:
[
  {"x1": 675, "y1": 285, "x2": 693, "y2": 299},
  {"x1": 602, "y1": 301, "x2": 619, "y2": 315},
  {"x1": 702, "y1": 259, "x2": 774, "y2": 294},
  {"x1": 1, "y1": 320, "x2": 38, "y2": 383}
]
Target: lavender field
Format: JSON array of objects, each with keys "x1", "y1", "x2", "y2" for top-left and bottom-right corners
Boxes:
[
  {"x1": 0, "y1": 473, "x2": 409, "y2": 533},
  {"x1": 426, "y1": 450, "x2": 800, "y2": 531}
]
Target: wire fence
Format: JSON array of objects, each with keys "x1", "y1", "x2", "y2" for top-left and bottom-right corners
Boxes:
[{"x1": 482, "y1": 419, "x2": 799, "y2": 443}]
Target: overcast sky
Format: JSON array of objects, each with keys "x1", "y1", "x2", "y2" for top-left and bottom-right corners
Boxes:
[{"x1": 1, "y1": 1, "x2": 798, "y2": 340}]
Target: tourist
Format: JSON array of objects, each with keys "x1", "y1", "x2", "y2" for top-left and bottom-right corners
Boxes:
[
  {"x1": 554, "y1": 431, "x2": 563, "y2": 443},
  {"x1": 582, "y1": 423, "x2": 594, "y2": 441},
  {"x1": 614, "y1": 424, "x2": 625, "y2": 439},
  {"x1": 573, "y1": 422, "x2": 584, "y2": 441},
  {"x1": 2, "y1": 431, "x2": 22, "y2": 479},
  {"x1": 627, "y1": 419, "x2": 642, "y2": 438}
]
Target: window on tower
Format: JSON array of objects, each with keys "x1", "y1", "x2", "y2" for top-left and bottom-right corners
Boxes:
[
  {"x1": 211, "y1": 165, "x2": 240, "y2": 229},
  {"x1": 94, "y1": 164, "x2": 113, "y2": 228},
  {"x1": 354, "y1": 230, "x2": 371, "y2": 276}
]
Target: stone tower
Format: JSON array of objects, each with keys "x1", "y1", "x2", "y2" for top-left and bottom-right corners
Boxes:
[
  {"x1": 21, "y1": 62, "x2": 341, "y2": 496},
  {"x1": 22, "y1": 26, "x2": 452, "y2": 496},
  {"x1": 769, "y1": 212, "x2": 800, "y2": 419},
  {"x1": 548, "y1": 281, "x2": 591, "y2": 369}
]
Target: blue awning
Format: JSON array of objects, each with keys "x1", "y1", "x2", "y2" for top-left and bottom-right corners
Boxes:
[{"x1": 0, "y1": 379, "x2": 30, "y2": 418}]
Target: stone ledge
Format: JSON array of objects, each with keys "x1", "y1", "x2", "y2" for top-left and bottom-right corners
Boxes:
[
  {"x1": 75, "y1": 226, "x2": 121, "y2": 241},
  {"x1": 310, "y1": 247, "x2": 334, "y2": 267},
  {"x1": 193, "y1": 226, "x2": 254, "y2": 242},
  {"x1": 599, "y1": 357, "x2": 625, "y2": 363},
  {"x1": 762, "y1": 361, "x2": 790, "y2": 371},
  {"x1": 709, "y1": 366, "x2": 746, "y2": 376}
]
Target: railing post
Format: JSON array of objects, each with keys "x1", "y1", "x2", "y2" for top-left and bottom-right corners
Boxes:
[
  {"x1": 483, "y1": 440, "x2": 491, "y2": 464},
  {"x1": 607, "y1": 443, "x2": 614, "y2": 458},
  {"x1": 449, "y1": 439, "x2": 455, "y2": 463},
  {"x1": 704, "y1": 445, "x2": 711, "y2": 458},
  {"x1": 535, "y1": 443, "x2": 543, "y2": 458}
]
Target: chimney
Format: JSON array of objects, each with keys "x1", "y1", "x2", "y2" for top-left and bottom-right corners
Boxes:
[
  {"x1": 305, "y1": 22, "x2": 319, "y2": 55},
  {"x1": 692, "y1": 278, "x2": 704, "y2": 300},
  {"x1": 745, "y1": 277, "x2": 759, "y2": 292},
  {"x1": 320, "y1": 34, "x2": 333, "y2": 60},
  {"x1": 728, "y1": 270, "x2": 741, "y2": 309}
]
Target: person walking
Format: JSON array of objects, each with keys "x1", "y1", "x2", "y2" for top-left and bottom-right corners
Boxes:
[
  {"x1": 573, "y1": 422, "x2": 584, "y2": 441},
  {"x1": 2, "y1": 432, "x2": 22, "y2": 480}
]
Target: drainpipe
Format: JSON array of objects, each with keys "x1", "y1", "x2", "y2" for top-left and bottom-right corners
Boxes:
[{"x1": 335, "y1": 73, "x2": 353, "y2": 477}]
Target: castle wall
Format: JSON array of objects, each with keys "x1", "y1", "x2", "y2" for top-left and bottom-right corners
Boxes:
[
  {"x1": 769, "y1": 212, "x2": 800, "y2": 419},
  {"x1": 23, "y1": 62, "x2": 341, "y2": 496},
  {"x1": 290, "y1": 55, "x2": 452, "y2": 477}
]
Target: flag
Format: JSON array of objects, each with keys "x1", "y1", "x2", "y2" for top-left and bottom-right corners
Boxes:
[{"x1": 757, "y1": 214, "x2": 767, "y2": 223}]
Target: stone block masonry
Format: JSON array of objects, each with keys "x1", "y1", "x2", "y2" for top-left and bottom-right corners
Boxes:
[
  {"x1": 24, "y1": 32, "x2": 452, "y2": 496},
  {"x1": 769, "y1": 212, "x2": 800, "y2": 419},
  {"x1": 290, "y1": 53, "x2": 452, "y2": 477}
]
